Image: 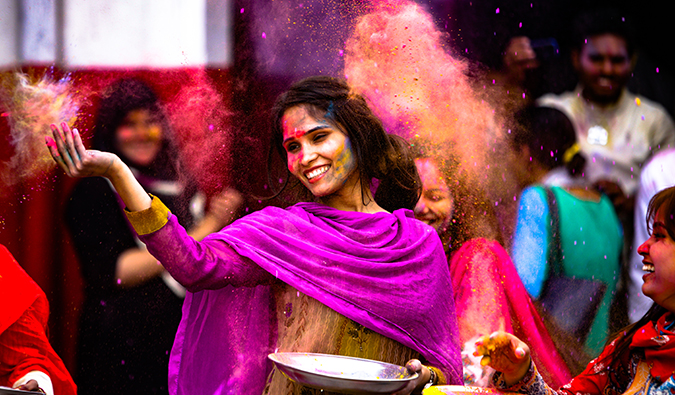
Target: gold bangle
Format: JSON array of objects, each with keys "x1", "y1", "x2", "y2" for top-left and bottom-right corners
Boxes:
[{"x1": 422, "y1": 365, "x2": 436, "y2": 389}]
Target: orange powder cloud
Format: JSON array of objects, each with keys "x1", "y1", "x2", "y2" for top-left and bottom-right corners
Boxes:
[
  {"x1": 344, "y1": 1, "x2": 504, "y2": 185},
  {"x1": 344, "y1": 0, "x2": 517, "y2": 243}
]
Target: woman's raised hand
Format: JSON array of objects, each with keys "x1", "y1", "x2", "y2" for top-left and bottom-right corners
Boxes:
[
  {"x1": 46, "y1": 122, "x2": 119, "y2": 179},
  {"x1": 474, "y1": 331, "x2": 531, "y2": 386},
  {"x1": 46, "y1": 122, "x2": 152, "y2": 212}
]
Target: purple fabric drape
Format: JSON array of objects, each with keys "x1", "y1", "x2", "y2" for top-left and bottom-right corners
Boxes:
[{"x1": 140, "y1": 201, "x2": 463, "y2": 394}]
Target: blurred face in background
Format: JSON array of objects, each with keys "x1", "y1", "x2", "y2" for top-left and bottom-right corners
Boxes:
[
  {"x1": 573, "y1": 33, "x2": 633, "y2": 104},
  {"x1": 115, "y1": 109, "x2": 163, "y2": 167},
  {"x1": 414, "y1": 158, "x2": 454, "y2": 234}
]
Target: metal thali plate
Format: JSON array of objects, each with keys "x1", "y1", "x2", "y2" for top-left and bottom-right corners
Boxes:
[{"x1": 268, "y1": 352, "x2": 418, "y2": 394}]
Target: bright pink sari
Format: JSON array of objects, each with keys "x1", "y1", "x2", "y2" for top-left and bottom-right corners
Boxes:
[{"x1": 450, "y1": 238, "x2": 572, "y2": 388}]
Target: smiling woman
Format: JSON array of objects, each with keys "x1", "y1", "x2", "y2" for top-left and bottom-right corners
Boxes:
[
  {"x1": 475, "y1": 185, "x2": 675, "y2": 395},
  {"x1": 271, "y1": 76, "x2": 422, "y2": 214},
  {"x1": 46, "y1": 75, "x2": 464, "y2": 395},
  {"x1": 281, "y1": 105, "x2": 359, "y2": 202}
]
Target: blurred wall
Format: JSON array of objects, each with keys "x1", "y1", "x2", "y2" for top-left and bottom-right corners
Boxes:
[{"x1": 1, "y1": 0, "x2": 233, "y2": 68}]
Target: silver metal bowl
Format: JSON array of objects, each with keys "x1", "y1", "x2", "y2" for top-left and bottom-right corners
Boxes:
[
  {"x1": 0, "y1": 387, "x2": 37, "y2": 395},
  {"x1": 268, "y1": 352, "x2": 418, "y2": 394}
]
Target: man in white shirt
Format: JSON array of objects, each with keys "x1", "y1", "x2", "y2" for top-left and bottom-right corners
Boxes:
[
  {"x1": 537, "y1": 9, "x2": 675, "y2": 208},
  {"x1": 536, "y1": 9, "x2": 675, "y2": 327}
]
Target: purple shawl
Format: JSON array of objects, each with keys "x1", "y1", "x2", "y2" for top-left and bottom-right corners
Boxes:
[{"x1": 140, "y1": 202, "x2": 462, "y2": 394}]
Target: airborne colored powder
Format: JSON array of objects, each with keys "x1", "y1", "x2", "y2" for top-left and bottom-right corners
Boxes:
[
  {"x1": 345, "y1": 1, "x2": 501, "y2": 173},
  {"x1": 0, "y1": 72, "x2": 86, "y2": 187},
  {"x1": 162, "y1": 69, "x2": 233, "y2": 194},
  {"x1": 344, "y1": 0, "x2": 517, "y2": 242},
  {"x1": 0, "y1": 69, "x2": 233, "y2": 197}
]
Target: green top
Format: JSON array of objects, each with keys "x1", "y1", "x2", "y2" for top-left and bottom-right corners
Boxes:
[{"x1": 513, "y1": 185, "x2": 623, "y2": 355}]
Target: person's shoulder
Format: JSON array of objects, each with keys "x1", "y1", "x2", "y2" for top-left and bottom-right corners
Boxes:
[
  {"x1": 640, "y1": 148, "x2": 675, "y2": 188},
  {"x1": 520, "y1": 185, "x2": 547, "y2": 202},
  {"x1": 517, "y1": 186, "x2": 549, "y2": 215},
  {"x1": 627, "y1": 90, "x2": 675, "y2": 123},
  {"x1": 456, "y1": 237, "x2": 506, "y2": 256},
  {"x1": 536, "y1": 91, "x2": 579, "y2": 124},
  {"x1": 537, "y1": 90, "x2": 576, "y2": 108},
  {"x1": 646, "y1": 147, "x2": 675, "y2": 168},
  {"x1": 629, "y1": 90, "x2": 670, "y2": 113}
]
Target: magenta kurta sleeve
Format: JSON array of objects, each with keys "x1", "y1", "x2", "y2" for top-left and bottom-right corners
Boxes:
[{"x1": 126, "y1": 196, "x2": 275, "y2": 291}]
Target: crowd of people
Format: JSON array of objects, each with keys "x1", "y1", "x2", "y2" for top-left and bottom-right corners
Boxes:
[{"x1": 3, "y1": 5, "x2": 675, "y2": 395}]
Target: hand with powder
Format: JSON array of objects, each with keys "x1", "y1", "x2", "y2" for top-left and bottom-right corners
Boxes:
[
  {"x1": 474, "y1": 331, "x2": 531, "y2": 386},
  {"x1": 46, "y1": 122, "x2": 151, "y2": 212},
  {"x1": 46, "y1": 122, "x2": 119, "y2": 179}
]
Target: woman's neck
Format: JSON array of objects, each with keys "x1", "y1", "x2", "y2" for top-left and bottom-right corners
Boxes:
[{"x1": 318, "y1": 179, "x2": 387, "y2": 213}]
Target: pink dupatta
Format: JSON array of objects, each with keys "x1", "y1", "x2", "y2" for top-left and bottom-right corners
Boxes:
[{"x1": 450, "y1": 238, "x2": 572, "y2": 388}]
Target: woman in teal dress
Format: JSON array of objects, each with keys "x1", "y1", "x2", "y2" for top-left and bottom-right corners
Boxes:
[{"x1": 509, "y1": 107, "x2": 623, "y2": 366}]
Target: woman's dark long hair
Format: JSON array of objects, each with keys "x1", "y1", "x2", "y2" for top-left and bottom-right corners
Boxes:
[
  {"x1": 93, "y1": 78, "x2": 181, "y2": 180},
  {"x1": 511, "y1": 106, "x2": 585, "y2": 177},
  {"x1": 409, "y1": 138, "x2": 501, "y2": 251},
  {"x1": 600, "y1": 186, "x2": 675, "y2": 373},
  {"x1": 269, "y1": 76, "x2": 421, "y2": 212}
]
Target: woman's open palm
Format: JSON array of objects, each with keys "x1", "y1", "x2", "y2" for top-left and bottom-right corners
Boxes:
[{"x1": 46, "y1": 122, "x2": 119, "y2": 179}]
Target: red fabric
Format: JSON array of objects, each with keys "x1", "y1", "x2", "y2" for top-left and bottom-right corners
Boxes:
[
  {"x1": 0, "y1": 244, "x2": 77, "y2": 395},
  {"x1": 557, "y1": 340, "x2": 619, "y2": 395},
  {"x1": 450, "y1": 238, "x2": 573, "y2": 388},
  {"x1": 630, "y1": 313, "x2": 675, "y2": 382},
  {"x1": 0, "y1": 300, "x2": 78, "y2": 395},
  {"x1": 0, "y1": 245, "x2": 41, "y2": 333}
]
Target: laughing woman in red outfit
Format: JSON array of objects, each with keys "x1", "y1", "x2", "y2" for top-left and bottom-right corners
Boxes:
[{"x1": 474, "y1": 185, "x2": 675, "y2": 395}]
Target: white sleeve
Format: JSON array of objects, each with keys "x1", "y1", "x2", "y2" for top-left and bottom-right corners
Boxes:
[{"x1": 13, "y1": 370, "x2": 54, "y2": 395}]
